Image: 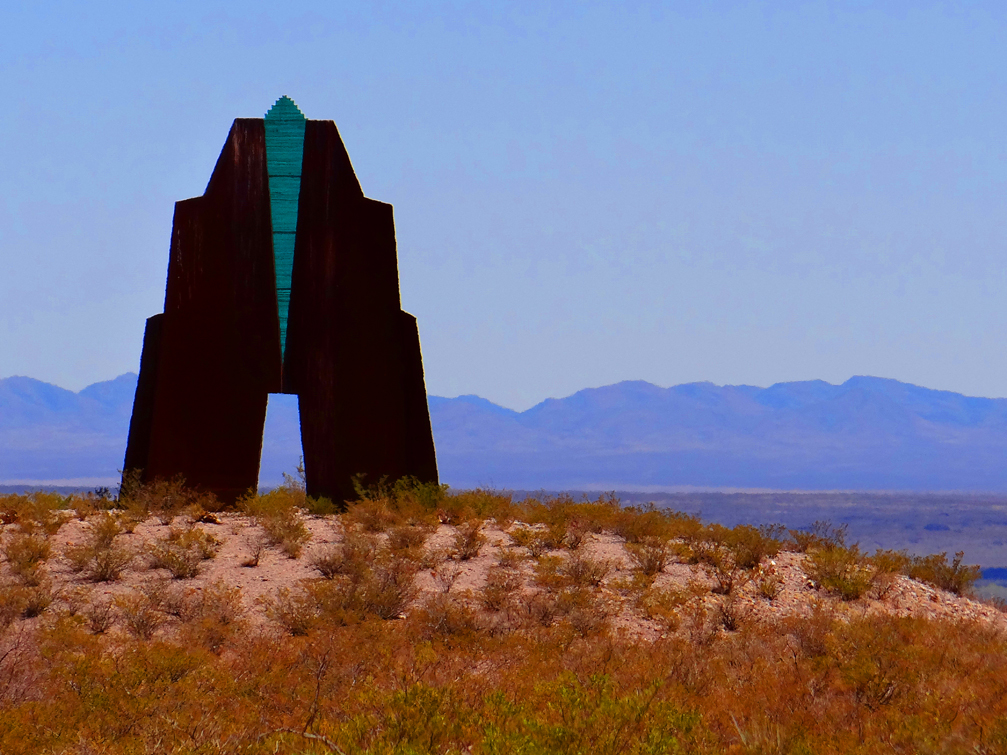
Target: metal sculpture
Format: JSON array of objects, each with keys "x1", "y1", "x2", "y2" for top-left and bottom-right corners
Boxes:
[{"x1": 122, "y1": 97, "x2": 438, "y2": 503}]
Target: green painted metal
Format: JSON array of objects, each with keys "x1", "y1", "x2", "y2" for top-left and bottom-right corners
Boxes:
[{"x1": 264, "y1": 95, "x2": 306, "y2": 358}]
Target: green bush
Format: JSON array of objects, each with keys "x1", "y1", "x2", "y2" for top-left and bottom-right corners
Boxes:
[
  {"x1": 805, "y1": 545, "x2": 874, "y2": 601},
  {"x1": 907, "y1": 551, "x2": 982, "y2": 596}
]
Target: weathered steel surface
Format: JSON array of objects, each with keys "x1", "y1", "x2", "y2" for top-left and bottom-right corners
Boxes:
[
  {"x1": 122, "y1": 314, "x2": 163, "y2": 475},
  {"x1": 125, "y1": 118, "x2": 280, "y2": 502},
  {"x1": 284, "y1": 119, "x2": 438, "y2": 501},
  {"x1": 122, "y1": 102, "x2": 438, "y2": 504}
]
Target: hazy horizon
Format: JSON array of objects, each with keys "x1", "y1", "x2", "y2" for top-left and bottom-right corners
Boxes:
[{"x1": 10, "y1": 370, "x2": 1007, "y2": 412}]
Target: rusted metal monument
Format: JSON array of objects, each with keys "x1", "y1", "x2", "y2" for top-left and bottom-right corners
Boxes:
[{"x1": 122, "y1": 97, "x2": 438, "y2": 503}]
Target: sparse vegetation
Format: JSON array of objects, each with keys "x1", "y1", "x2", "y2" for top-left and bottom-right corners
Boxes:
[
  {"x1": 239, "y1": 488, "x2": 311, "y2": 558},
  {"x1": 3, "y1": 532, "x2": 51, "y2": 585},
  {"x1": 626, "y1": 535, "x2": 673, "y2": 577},
  {"x1": 907, "y1": 550, "x2": 983, "y2": 595},
  {"x1": 148, "y1": 525, "x2": 220, "y2": 579},
  {"x1": 0, "y1": 482, "x2": 1002, "y2": 751},
  {"x1": 805, "y1": 543, "x2": 876, "y2": 600},
  {"x1": 451, "y1": 519, "x2": 486, "y2": 560},
  {"x1": 64, "y1": 512, "x2": 133, "y2": 582}
]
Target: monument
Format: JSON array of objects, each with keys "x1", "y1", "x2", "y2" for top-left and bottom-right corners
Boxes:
[{"x1": 122, "y1": 96, "x2": 438, "y2": 504}]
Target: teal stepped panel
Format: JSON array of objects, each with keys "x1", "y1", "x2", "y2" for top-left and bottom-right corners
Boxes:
[{"x1": 264, "y1": 95, "x2": 307, "y2": 357}]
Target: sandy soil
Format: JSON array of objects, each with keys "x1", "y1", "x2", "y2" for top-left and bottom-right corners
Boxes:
[{"x1": 2, "y1": 511, "x2": 1004, "y2": 640}]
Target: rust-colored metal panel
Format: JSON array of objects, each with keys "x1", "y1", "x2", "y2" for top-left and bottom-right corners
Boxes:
[
  {"x1": 122, "y1": 314, "x2": 164, "y2": 475},
  {"x1": 286, "y1": 120, "x2": 437, "y2": 502},
  {"x1": 398, "y1": 311, "x2": 439, "y2": 484},
  {"x1": 123, "y1": 106, "x2": 438, "y2": 505},
  {"x1": 124, "y1": 119, "x2": 280, "y2": 503}
]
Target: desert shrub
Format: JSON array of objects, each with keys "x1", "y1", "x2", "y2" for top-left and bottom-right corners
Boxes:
[
  {"x1": 310, "y1": 533, "x2": 378, "y2": 581},
  {"x1": 265, "y1": 587, "x2": 318, "y2": 636},
  {"x1": 90, "y1": 512, "x2": 123, "y2": 549},
  {"x1": 159, "y1": 584, "x2": 200, "y2": 622},
  {"x1": 116, "y1": 508, "x2": 144, "y2": 534},
  {"x1": 0, "y1": 580, "x2": 53, "y2": 621},
  {"x1": 65, "y1": 514, "x2": 132, "y2": 582},
  {"x1": 73, "y1": 495, "x2": 99, "y2": 521},
  {"x1": 303, "y1": 495, "x2": 339, "y2": 516},
  {"x1": 3, "y1": 532, "x2": 51, "y2": 586},
  {"x1": 197, "y1": 580, "x2": 245, "y2": 626},
  {"x1": 21, "y1": 582, "x2": 54, "y2": 619},
  {"x1": 805, "y1": 545, "x2": 874, "y2": 601},
  {"x1": 387, "y1": 524, "x2": 429, "y2": 553},
  {"x1": 501, "y1": 585, "x2": 608, "y2": 635},
  {"x1": 722, "y1": 524, "x2": 784, "y2": 569},
  {"x1": 303, "y1": 535, "x2": 418, "y2": 625},
  {"x1": 715, "y1": 594, "x2": 750, "y2": 632},
  {"x1": 6, "y1": 593, "x2": 1007, "y2": 753},
  {"x1": 241, "y1": 490, "x2": 311, "y2": 558},
  {"x1": 788, "y1": 520, "x2": 848, "y2": 552},
  {"x1": 431, "y1": 562, "x2": 461, "y2": 594},
  {"x1": 344, "y1": 498, "x2": 398, "y2": 533},
  {"x1": 120, "y1": 475, "x2": 213, "y2": 524},
  {"x1": 349, "y1": 558, "x2": 418, "y2": 619},
  {"x1": 639, "y1": 585, "x2": 687, "y2": 628},
  {"x1": 392, "y1": 476, "x2": 450, "y2": 513},
  {"x1": 117, "y1": 593, "x2": 163, "y2": 640},
  {"x1": 480, "y1": 567, "x2": 522, "y2": 611},
  {"x1": 507, "y1": 590, "x2": 560, "y2": 628},
  {"x1": 267, "y1": 512, "x2": 310, "y2": 558},
  {"x1": 0, "y1": 583, "x2": 25, "y2": 629},
  {"x1": 869, "y1": 549, "x2": 912, "y2": 599},
  {"x1": 533, "y1": 555, "x2": 567, "y2": 590},
  {"x1": 149, "y1": 544, "x2": 200, "y2": 579},
  {"x1": 347, "y1": 475, "x2": 450, "y2": 525},
  {"x1": 609, "y1": 571, "x2": 660, "y2": 597},
  {"x1": 871, "y1": 548, "x2": 912, "y2": 576},
  {"x1": 311, "y1": 546, "x2": 346, "y2": 580},
  {"x1": 154, "y1": 578, "x2": 242, "y2": 628},
  {"x1": 171, "y1": 580, "x2": 245, "y2": 653},
  {"x1": 532, "y1": 551, "x2": 609, "y2": 592},
  {"x1": 626, "y1": 536, "x2": 673, "y2": 577},
  {"x1": 89, "y1": 545, "x2": 133, "y2": 582},
  {"x1": 563, "y1": 519, "x2": 591, "y2": 549},
  {"x1": 451, "y1": 520, "x2": 486, "y2": 561},
  {"x1": 555, "y1": 587, "x2": 610, "y2": 636},
  {"x1": 60, "y1": 587, "x2": 89, "y2": 617},
  {"x1": 561, "y1": 552, "x2": 611, "y2": 588},
  {"x1": 755, "y1": 562, "x2": 782, "y2": 600},
  {"x1": 497, "y1": 547, "x2": 524, "y2": 568},
  {"x1": 414, "y1": 593, "x2": 482, "y2": 637},
  {"x1": 149, "y1": 526, "x2": 220, "y2": 579},
  {"x1": 0, "y1": 492, "x2": 68, "y2": 534},
  {"x1": 907, "y1": 551, "x2": 982, "y2": 595},
  {"x1": 516, "y1": 493, "x2": 621, "y2": 539},
  {"x1": 612, "y1": 504, "x2": 703, "y2": 545},
  {"x1": 698, "y1": 544, "x2": 749, "y2": 596},
  {"x1": 508, "y1": 526, "x2": 552, "y2": 557},
  {"x1": 83, "y1": 598, "x2": 115, "y2": 634},
  {"x1": 438, "y1": 487, "x2": 511, "y2": 525},
  {"x1": 240, "y1": 533, "x2": 267, "y2": 568},
  {"x1": 308, "y1": 557, "x2": 419, "y2": 624}
]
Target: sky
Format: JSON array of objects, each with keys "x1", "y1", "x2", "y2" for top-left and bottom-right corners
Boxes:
[{"x1": 2, "y1": 1, "x2": 1007, "y2": 411}]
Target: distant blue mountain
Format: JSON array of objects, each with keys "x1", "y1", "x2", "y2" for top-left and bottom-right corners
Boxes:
[
  {"x1": 431, "y1": 377, "x2": 1007, "y2": 490},
  {"x1": 0, "y1": 374, "x2": 136, "y2": 483},
  {"x1": 4, "y1": 373, "x2": 1007, "y2": 490}
]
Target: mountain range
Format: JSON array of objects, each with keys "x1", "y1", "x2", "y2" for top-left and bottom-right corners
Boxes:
[{"x1": 3, "y1": 373, "x2": 1007, "y2": 491}]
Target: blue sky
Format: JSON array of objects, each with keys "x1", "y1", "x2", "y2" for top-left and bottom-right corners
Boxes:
[{"x1": 2, "y1": 1, "x2": 1007, "y2": 410}]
